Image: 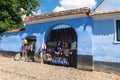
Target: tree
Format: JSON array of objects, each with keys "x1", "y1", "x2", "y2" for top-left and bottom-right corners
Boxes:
[{"x1": 0, "y1": 0, "x2": 40, "y2": 32}]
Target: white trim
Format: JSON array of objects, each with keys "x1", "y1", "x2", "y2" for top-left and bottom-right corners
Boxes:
[
  {"x1": 92, "y1": 13, "x2": 120, "y2": 20},
  {"x1": 113, "y1": 41, "x2": 120, "y2": 44},
  {"x1": 114, "y1": 18, "x2": 117, "y2": 42},
  {"x1": 114, "y1": 18, "x2": 120, "y2": 43},
  {"x1": 25, "y1": 14, "x2": 87, "y2": 25}
]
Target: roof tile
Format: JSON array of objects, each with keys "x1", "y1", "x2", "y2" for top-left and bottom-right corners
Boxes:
[
  {"x1": 90, "y1": 10, "x2": 120, "y2": 16},
  {"x1": 24, "y1": 7, "x2": 90, "y2": 23}
]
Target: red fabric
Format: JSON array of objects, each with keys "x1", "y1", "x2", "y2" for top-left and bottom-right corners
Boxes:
[
  {"x1": 42, "y1": 44, "x2": 46, "y2": 51},
  {"x1": 22, "y1": 46, "x2": 25, "y2": 56}
]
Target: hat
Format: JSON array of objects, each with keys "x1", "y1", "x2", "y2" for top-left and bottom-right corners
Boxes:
[{"x1": 23, "y1": 39, "x2": 28, "y2": 44}]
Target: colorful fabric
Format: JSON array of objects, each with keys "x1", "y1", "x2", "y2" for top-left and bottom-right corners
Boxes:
[
  {"x1": 41, "y1": 44, "x2": 46, "y2": 51},
  {"x1": 22, "y1": 45, "x2": 25, "y2": 56}
]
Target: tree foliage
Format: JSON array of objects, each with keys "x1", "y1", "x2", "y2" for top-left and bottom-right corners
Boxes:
[{"x1": 0, "y1": 0, "x2": 39, "y2": 32}]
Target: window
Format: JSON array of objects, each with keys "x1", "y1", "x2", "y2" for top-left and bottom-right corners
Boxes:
[{"x1": 116, "y1": 20, "x2": 120, "y2": 41}]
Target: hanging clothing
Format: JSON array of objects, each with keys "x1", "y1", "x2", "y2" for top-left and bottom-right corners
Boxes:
[
  {"x1": 41, "y1": 43, "x2": 46, "y2": 51},
  {"x1": 22, "y1": 39, "x2": 28, "y2": 57},
  {"x1": 22, "y1": 45, "x2": 25, "y2": 57},
  {"x1": 71, "y1": 41, "x2": 77, "y2": 50}
]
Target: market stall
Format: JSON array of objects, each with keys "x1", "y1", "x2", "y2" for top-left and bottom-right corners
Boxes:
[
  {"x1": 24, "y1": 35, "x2": 36, "y2": 61},
  {"x1": 45, "y1": 26, "x2": 77, "y2": 68}
]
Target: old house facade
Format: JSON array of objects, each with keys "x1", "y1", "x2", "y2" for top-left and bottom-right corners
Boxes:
[{"x1": 0, "y1": 0, "x2": 120, "y2": 72}]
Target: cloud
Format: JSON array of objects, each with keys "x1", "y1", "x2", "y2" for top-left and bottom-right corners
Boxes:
[
  {"x1": 22, "y1": 9, "x2": 41, "y2": 20},
  {"x1": 32, "y1": 9, "x2": 42, "y2": 15},
  {"x1": 53, "y1": 0, "x2": 97, "y2": 12},
  {"x1": 22, "y1": 15, "x2": 26, "y2": 20}
]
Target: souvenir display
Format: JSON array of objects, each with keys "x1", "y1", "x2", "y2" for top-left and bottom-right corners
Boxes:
[{"x1": 45, "y1": 27, "x2": 77, "y2": 67}]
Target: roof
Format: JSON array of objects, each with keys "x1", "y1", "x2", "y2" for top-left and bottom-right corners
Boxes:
[
  {"x1": 23, "y1": 0, "x2": 120, "y2": 23},
  {"x1": 95, "y1": 0, "x2": 120, "y2": 12},
  {"x1": 90, "y1": 10, "x2": 120, "y2": 16},
  {"x1": 1, "y1": 28, "x2": 24, "y2": 33},
  {"x1": 94, "y1": 0, "x2": 107, "y2": 12},
  {"x1": 24, "y1": 7, "x2": 90, "y2": 23}
]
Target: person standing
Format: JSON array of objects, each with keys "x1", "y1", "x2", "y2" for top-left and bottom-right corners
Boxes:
[{"x1": 22, "y1": 39, "x2": 28, "y2": 60}]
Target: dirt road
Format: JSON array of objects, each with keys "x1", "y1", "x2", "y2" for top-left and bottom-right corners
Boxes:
[{"x1": 0, "y1": 56, "x2": 119, "y2": 80}]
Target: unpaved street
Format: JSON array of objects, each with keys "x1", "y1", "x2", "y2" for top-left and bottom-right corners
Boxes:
[{"x1": 0, "y1": 56, "x2": 119, "y2": 80}]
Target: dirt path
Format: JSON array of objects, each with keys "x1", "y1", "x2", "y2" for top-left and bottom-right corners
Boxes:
[{"x1": 0, "y1": 56, "x2": 119, "y2": 80}]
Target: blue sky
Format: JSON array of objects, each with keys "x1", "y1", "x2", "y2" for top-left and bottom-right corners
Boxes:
[{"x1": 37, "y1": 0, "x2": 103, "y2": 14}]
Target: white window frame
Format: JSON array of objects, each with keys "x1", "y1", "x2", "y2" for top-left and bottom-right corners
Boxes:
[{"x1": 114, "y1": 18, "x2": 120, "y2": 43}]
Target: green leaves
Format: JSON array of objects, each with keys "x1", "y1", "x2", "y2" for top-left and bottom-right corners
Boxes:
[{"x1": 0, "y1": 0, "x2": 39, "y2": 32}]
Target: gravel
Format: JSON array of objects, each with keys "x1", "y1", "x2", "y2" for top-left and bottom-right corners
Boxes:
[{"x1": 0, "y1": 56, "x2": 119, "y2": 80}]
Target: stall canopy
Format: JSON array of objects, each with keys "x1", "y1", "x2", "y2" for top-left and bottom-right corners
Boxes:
[{"x1": 26, "y1": 35, "x2": 36, "y2": 41}]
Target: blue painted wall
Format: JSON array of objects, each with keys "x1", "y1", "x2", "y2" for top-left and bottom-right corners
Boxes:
[
  {"x1": 96, "y1": 0, "x2": 120, "y2": 12},
  {"x1": 93, "y1": 19, "x2": 120, "y2": 62},
  {"x1": 0, "y1": 16, "x2": 120, "y2": 63},
  {"x1": 26, "y1": 17, "x2": 93, "y2": 55},
  {"x1": 0, "y1": 31, "x2": 27, "y2": 52},
  {"x1": 0, "y1": 17, "x2": 93, "y2": 56}
]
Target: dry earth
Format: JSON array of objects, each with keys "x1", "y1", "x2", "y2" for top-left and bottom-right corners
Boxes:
[{"x1": 0, "y1": 56, "x2": 119, "y2": 80}]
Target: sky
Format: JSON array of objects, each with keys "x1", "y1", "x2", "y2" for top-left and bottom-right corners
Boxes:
[{"x1": 37, "y1": 0, "x2": 103, "y2": 14}]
